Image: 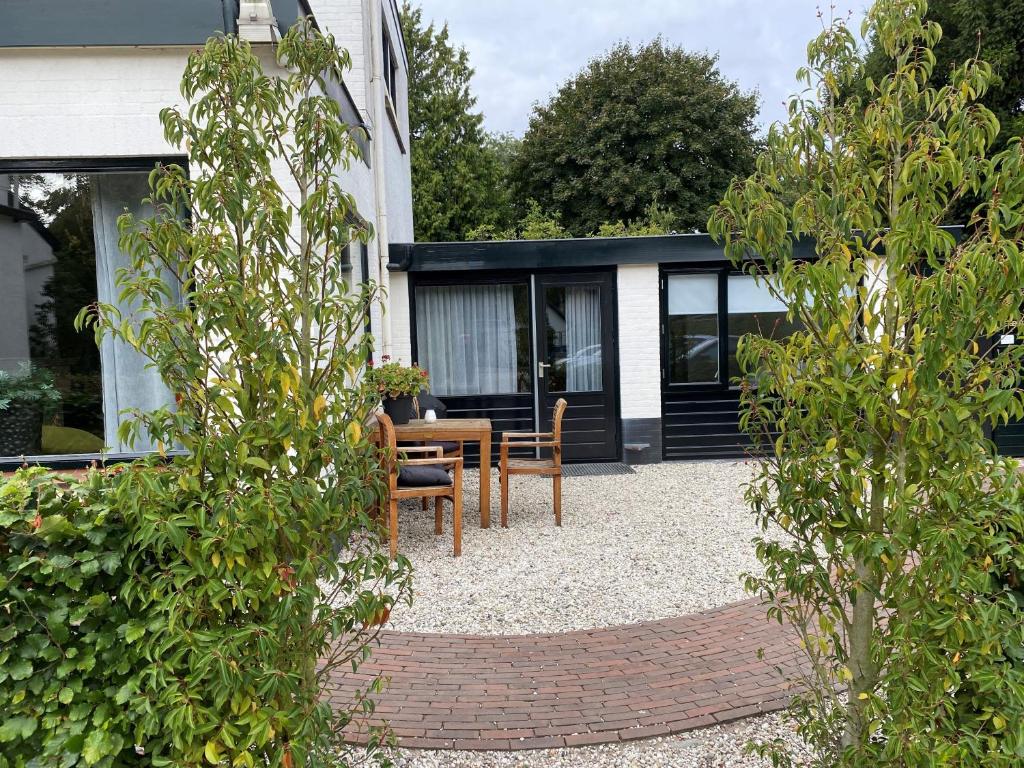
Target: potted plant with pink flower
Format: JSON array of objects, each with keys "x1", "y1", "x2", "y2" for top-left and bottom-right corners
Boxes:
[{"x1": 365, "y1": 356, "x2": 430, "y2": 424}]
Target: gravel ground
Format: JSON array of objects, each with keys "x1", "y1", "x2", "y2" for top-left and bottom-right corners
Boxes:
[
  {"x1": 386, "y1": 711, "x2": 812, "y2": 768},
  {"x1": 385, "y1": 460, "x2": 767, "y2": 635}
]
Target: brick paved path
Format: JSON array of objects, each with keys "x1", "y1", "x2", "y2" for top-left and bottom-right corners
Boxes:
[{"x1": 326, "y1": 597, "x2": 805, "y2": 751}]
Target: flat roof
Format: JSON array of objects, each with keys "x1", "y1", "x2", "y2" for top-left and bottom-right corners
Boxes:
[{"x1": 387, "y1": 233, "x2": 819, "y2": 273}]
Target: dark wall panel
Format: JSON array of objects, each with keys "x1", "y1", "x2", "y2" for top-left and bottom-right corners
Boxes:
[
  {"x1": 661, "y1": 388, "x2": 754, "y2": 461},
  {"x1": 0, "y1": 1, "x2": 308, "y2": 47},
  {"x1": 995, "y1": 420, "x2": 1024, "y2": 457},
  {"x1": 438, "y1": 395, "x2": 535, "y2": 468}
]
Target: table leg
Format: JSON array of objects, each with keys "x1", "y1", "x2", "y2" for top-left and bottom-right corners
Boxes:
[{"x1": 478, "y1": 430, "x2": 491, "y2": 528}]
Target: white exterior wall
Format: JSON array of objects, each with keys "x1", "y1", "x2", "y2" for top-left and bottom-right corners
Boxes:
[
  {"x1": 0, "y1": 48, "x2": 189, "y2": 160},
  {"x1": 616, "y1": 264, "x2": 662, "y2": 420},
  {"x1": 0, "y1": 1, "x2": 415, "y2": 359},
  {"x1": 387, "y1": 271, "x2": 413, "y2": 365}
]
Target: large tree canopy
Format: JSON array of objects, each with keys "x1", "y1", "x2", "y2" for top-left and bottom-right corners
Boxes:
[
  {"x1": 401, "y1": 3, "x2": 511, "y2": 241},
  {"x1": 863, "y1": 0, "x2": 1024, "y2": 144},
  {"x1": 512, "y1": 39, "x2": 760, "y2": 236}
]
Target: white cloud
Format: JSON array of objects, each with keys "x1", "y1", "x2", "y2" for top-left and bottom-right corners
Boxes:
[{"x1": 413, "y1": 0, "x2": 871, "y2": 136}]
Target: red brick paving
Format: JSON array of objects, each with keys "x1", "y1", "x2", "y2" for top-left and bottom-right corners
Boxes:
[{"x1": 326, "y1": 597, "x2": 806, "y2": 751}]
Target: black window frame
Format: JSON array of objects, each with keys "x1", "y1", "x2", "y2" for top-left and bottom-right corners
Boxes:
[
  {"x1": 409, "y1": 271, "x2": 536, "y2": 398},
  {"x1": 0, "y1": 155, "x2": 187, "y2": 472}
]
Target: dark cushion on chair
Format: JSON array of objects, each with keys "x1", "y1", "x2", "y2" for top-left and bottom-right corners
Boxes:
[
  {"x1": 427, "y1": 440, "x2": 461, "y2": 455},
  {"x1": 397, "y1": 465, "x2": 453, "y2": 488},
  {"x1": 417, "y1": 390, "x2": 448, "y2": 419}
]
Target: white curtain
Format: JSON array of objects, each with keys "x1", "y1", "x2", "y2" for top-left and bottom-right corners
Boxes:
[
  {"x1": 564, "y1": 286, "x2": 601, "y2": 391},
  {"x1": 416, "y1": 285, "x2": 518, "y2": 396},
  {"x1": 91, "y1": 173, "x2": 178, "y2": 452}
]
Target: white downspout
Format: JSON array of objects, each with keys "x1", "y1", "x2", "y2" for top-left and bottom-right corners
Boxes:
[{"x1": 368, "y1": 0, "x2": 393, "y2": 358}]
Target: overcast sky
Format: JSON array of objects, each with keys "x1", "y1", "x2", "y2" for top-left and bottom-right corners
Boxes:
[{"x1": 414, "y1": 0, "x2": 870, "y2": 137}]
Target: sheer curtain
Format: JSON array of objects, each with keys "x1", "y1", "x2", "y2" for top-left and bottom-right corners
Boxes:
[
  {"x1": 91, "y1": 173, "x2": 178, "y2": 452},
  {"x1": 416, "y1": 285, "x2": 518, "y2": 396},
  {"x1": 564, "y1": 286, "x2": 601, "y2": 391}
]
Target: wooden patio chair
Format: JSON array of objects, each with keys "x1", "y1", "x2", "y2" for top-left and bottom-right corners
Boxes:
[
  {"x1": 499, "y1": 398, "x2": 568, "y2": 528},
  {"x1": 377, "y1": 411, "x2": 463, "y2": 558}
]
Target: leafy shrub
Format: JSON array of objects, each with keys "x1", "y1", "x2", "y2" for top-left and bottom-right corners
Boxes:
[
  {"x1": 0, "y1": 468, "x2": 142, "y2": 768},
  {"x1": 709, "y1": 0, "x2": 1024, "y2": 764},
  {"x1": 2, "y1": 19, "x2": 411, "y2": 768}
]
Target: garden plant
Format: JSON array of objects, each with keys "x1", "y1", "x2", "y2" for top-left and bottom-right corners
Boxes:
[
  {"x1": 1, "y1": 21, "x2": 410, "y2": 768},
  {"x1": 709, "y1": 0, "x2": 1024, "y2": 765}
]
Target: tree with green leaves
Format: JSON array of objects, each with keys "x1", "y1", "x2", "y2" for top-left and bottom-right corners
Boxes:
[
  {"x1": 862, "y1": 0, "x2": 1024, "y2": 145},
  {"x1": 401, "y1": 3, "x2": 513, "y2": 241},
  {"x1": 2, "y1": 21, "x2": 410, "y2": 768},
  {"x1": 513, "y1": 38, "x2": 759, "y2": 237},
  {"x1": 710, "y1": 1, "x2": 1024, "y2": 765}
]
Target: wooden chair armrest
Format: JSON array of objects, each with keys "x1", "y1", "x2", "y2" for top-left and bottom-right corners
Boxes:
[
  {"x1": 399, "y1": 456, "x2": 460, "y2": 467},
  {"x1": 502, "y1": 431, "x2": 553, "y2": 442},
  {"x1": 505, "y1": 441, "x2": 559, "y2": 449},
  {"x1": 398, "y1": 446, "x2": 443, "y2": 458}
]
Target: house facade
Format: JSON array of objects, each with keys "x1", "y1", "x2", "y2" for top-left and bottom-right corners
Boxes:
[
  {"x1": 386, "y1": 232, "x2": 1024, "y2": 465},
  {"x1": 0, "y1": 0, "x2": 412, "y2": 466}
]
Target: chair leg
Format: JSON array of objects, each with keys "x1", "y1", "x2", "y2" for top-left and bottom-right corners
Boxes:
[
  {"x1": 421, "y1": 497, "x2": 428, "y2": 512},
  {"x1": 388, "y1": 498, "x2": 399, "y2": 559},
  {"x1": 434, "y1": 496, "x2": 443, "y2": 535},
  {"x1": 500, "y1": 466, "x2": 509, "y2": 528},
  {"x1": 453, "y1": 491, "x2": 462, "y2": 557},
  {"x1": 553, "y1": 473, "x2": 562, "y2": 527}
]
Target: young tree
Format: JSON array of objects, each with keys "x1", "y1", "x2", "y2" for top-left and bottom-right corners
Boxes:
[
  {"x1": 78, "y1": 22, "x2": 410, "y2": 766},
  {"x1": 514, "y1": 38, "x2": 759, "y2": 236},
  {"x1": 708, "y1": 1, "x2": 1024, "y2": 765},
  {"x1": 401, "y1": 3, "x2": 513, "y2": 241}
]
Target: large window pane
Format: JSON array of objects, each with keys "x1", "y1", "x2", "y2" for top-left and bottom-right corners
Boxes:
[
  {"x1": 415, "y1": 283, "x2": 531, "y2": 396},
  {"x1": 667, "y1": 274, "x2": 720, "y2": 383},
  {"x1": 1, "y1": 171, "x2": 175, "y2": 458},
  {"x1": 727, "y1": 275, "x2": 802, "y2": 380},
  {"x1": 545, "y1": 285, "x2": 602, "y2": 393}
]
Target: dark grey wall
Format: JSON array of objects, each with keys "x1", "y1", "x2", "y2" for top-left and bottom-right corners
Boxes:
[
  {"x1": 0, "y1": 1, "x2": 308, "y2": 47},
  {"x1": 622, "y1": 418, "x2": 662, "y2": 465}
]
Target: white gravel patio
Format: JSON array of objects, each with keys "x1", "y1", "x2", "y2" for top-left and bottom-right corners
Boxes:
[
  {"x1": 385, "y1": 460, "x2": 766, "y2": 635},
  {"x1": 388, "y1": 710, "x2": 811, "y2": 768}
]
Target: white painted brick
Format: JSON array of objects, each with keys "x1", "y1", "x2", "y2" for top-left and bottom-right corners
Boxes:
[{"x1": 616, "y1": 264, "x2": 662, "y2": 420}]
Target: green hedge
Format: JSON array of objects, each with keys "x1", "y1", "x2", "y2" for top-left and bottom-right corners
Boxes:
[
  {"x1": 0, "y1": 468, "x2": 143, "y2": 767},
  {"x1": 1, "y1": 461, "x2": 404, "y2": 768}
]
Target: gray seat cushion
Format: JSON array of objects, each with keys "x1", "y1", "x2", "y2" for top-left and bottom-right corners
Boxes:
[{"x1": 397, "y1": 465, "x2": 452, "y2": 488}]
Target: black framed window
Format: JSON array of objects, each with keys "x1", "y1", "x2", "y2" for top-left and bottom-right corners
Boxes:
[
  {"x1": 382, "y1": 20, "x2": 399, "y2": 106},
  {"x1": 666, "y1": 273, "x2": 720, "y2": 384},
  {"x1": 414, "y1": 282, "x2": 532, "y2": 396},
  {"x1": 726, "y1": 275, "x2": 802, "y2": 380},
  {"x1": 663, "y1": 268, "x2": 804, "y2": 388},
  {"x1": 0, "y1": 162, "x2": 179, "y2": 464}
]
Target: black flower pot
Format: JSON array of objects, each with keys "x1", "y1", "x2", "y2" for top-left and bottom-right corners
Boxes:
[
  {"x1": 0, "y1": 401, "x2": 43, "y2": 456},
  {"x1": 383, "y1": 395, "x2": 415, "y2": 425}
]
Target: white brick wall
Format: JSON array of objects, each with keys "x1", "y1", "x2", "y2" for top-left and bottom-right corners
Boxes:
[
  {"x1": 387, "y1": 271, "x2": 413, "y2": 365},
  {"x1": 0, "y1": 48, "x2": 189, "y2": 159},
  {"x1": 616, "y1": 264, "x2": 662, "y2": 420}
]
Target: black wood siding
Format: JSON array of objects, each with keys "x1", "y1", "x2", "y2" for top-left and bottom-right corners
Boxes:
[
  {"x1": 995, "y1": 419, "x2": 1024, "y2": 457},
  {"x1": 437, "y1": 394, "x2": 535, "y2": 468},
  {"x1": 661, "y1": 388, "x2": 752, "y2": 460}
]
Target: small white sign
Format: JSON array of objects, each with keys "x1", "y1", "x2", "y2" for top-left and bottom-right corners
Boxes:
[{"x1": 1000, "y1": 334, "x2": 1016, "y2": 346}]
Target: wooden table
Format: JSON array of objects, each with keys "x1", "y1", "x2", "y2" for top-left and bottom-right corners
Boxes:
[{"x1": 393, "y1": 418, "x2": 493, "y2": 528}]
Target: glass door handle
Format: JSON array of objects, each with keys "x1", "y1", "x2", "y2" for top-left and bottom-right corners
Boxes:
[{"x1": 537, "y1": 361, "x2": 550, "y2": 378}]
